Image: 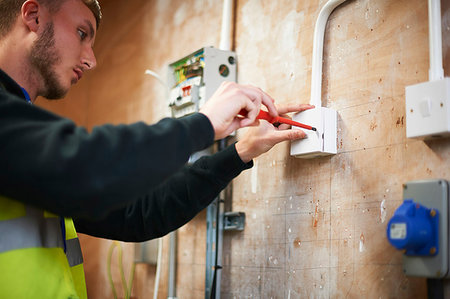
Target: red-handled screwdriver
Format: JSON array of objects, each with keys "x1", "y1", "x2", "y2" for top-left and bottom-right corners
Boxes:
[{"x1": 238, "y1": 109, "x2": 316, "y2": 131}]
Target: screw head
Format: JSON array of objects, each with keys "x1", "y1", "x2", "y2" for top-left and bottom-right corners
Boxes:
[
  {"x1": 430, "y1": 209, "x2": 437, "y2": 217},
  {"x1": 430, "y1": 247, "x2": 437, "y2": 255}
]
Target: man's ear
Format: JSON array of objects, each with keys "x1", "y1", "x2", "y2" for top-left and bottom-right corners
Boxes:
[{"x1": 21, "y1": 0, "x2": 41, "y2": 33}]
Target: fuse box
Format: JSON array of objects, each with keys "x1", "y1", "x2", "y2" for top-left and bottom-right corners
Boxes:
[{"x1": 168, "y1": 47, "x2": 236, "y2": 118}]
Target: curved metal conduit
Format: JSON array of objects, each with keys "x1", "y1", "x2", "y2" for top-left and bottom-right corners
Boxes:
[
  {"x1": 312, "y1": 0, "x2": 445, "y2": 105},
  {"x1": 310, "y1": 0, "x2": 349, "y2": 108}
]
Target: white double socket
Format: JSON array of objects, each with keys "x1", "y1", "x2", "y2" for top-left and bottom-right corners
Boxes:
[
  {"x1": 406, "y1": 78, "x2": 450, "y2": 139},
  {"x1": 290, "y1": 107, "x2": 337, "y2": 159}
]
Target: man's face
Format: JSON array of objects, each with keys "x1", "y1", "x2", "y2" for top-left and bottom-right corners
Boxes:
[{"x1": 30, "y1": 0, "x2": 97, "y2": 99}]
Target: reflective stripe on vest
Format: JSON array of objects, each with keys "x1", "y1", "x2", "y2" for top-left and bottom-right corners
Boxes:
[
  {"x1": 66, "y1": 236, "x2": 83, "y2": 267},
  {"x1": 0, "y1": 197, "x2": 87, "y2": 299},
  {"x1": 0, "y1": 206, "x2": 64, "y2": 253},
  {"x1": 0, "y1": 204, "x2": 84, "y2": 266}
]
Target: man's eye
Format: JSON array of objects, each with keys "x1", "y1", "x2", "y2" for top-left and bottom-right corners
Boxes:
[{"x1": 77, "y1": 29, "x2": 87, "y2": 40}]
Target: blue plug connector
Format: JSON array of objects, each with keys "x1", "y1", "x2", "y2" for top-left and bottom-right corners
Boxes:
[{"x1": 387, "y1": 199, "x2": 439, "y2": 256}]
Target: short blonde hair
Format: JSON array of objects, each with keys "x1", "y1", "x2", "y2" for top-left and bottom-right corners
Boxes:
[{"x1": 0, "y1": 0, "x2": 102, "y2": 38}]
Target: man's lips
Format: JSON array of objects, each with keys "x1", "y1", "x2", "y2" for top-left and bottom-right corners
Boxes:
[{"x1": 73, "y1": 69, "x2": 83, "y2": 81}]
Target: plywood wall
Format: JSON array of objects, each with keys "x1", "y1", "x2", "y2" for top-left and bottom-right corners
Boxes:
[{"x1": 37, "y1": 0, "x2": 450, "y2": 298}]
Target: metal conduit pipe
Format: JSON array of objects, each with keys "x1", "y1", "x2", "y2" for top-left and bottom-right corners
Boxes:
[
  {"x1": 310, "y1": 0, "x2": 349, "y2": 108},
  {"x1": 219, "y1": 0, "x2": 234, "y2": 51},
  {"x1": 167, "y1": 231, "x2": 178, "y2": 299},
  {"x1": 428, "y1": 0, "x2": 444, "y2": 81}
]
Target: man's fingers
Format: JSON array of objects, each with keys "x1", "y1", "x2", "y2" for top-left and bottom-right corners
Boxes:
[
  {"x1": 240, "y1": 119, "x2": 260, "y2": 127},
  {"x1": 277, "y1": 103, "x2": 315, "y2": 115},
  {"x1": 272, "y1": 128, "x2": 307, "y2": 143},
  {"x1": 239, "y1": 85, "x2": 278, "y2": 117},
  {"x1": 277, "y1": 123, "x2": 291, "y2": 130},
  {"x1": 240, "y1": 100, "x2": 258, "y2": 126}
]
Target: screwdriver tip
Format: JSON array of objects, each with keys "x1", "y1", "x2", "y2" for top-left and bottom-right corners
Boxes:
[{"x1": 312, "y1": 127, "x2": 317, "y2": 131}]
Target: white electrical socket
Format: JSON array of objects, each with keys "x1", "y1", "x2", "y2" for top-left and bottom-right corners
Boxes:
[
  {"x1": 290, "y1": 107, "x2": 337, "y2": 158},
  {"x1": 406, "y1": 77, "x2": 450, "y2": 139}
]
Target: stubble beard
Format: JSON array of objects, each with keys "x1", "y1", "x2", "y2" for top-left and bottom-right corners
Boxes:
[{"x1": 30, "y1": 22, "x2": 68, "y2": 99}]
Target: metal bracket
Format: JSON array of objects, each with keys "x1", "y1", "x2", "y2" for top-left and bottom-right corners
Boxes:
[{"x1": 223, "y1": 212, "x2": 245, "y2": 231}]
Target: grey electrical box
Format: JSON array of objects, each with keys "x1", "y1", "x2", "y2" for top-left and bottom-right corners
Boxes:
[
  {"x1": 167, "y1": 47, "x2": 237, "y2": 119},
  {"x1": 402, "y1": 179, "x2": 449, "y2": 278}
]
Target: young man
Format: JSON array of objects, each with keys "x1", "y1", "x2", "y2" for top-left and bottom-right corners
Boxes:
[{"x1": 0, "y1": 0, "x2": 312, "y2": 297}]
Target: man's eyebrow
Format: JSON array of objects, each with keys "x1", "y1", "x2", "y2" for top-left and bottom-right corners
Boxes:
[{"x1": 84, "y1": 19, "x2": 95, "y2": 39}]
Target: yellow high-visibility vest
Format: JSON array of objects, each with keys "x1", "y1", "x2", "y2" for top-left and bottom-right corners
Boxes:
[{"x1": 0, "y1": 196, "x2": 87, "y2": 299}]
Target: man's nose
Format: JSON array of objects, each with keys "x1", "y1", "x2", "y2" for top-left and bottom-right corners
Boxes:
[{"x1": 81, "y1": 46, "x2": 97, "y2": 70}]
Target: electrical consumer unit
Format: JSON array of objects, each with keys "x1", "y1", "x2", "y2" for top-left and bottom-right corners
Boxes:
[
  {"x1": 167, "y1": 47, "x2": 237, "y2": 118},
  {"x1": 405, "y1": 78, "x2": 450, "y2": 139}
]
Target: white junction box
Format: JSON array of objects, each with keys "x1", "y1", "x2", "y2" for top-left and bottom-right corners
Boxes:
[
  {"x1": 405, "y1": 78, "x2": 450, "y2": 139},
  {"x1": 290, "y1": 107, "x2": 337, "y2": 159}
]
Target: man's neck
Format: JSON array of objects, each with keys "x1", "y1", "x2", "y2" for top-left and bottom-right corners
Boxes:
[{"x1": 0, "y1": 32, "x2": 40, "y2": 102}]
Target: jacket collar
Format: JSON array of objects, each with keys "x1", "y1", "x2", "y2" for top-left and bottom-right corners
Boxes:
[{"x1": 0, "y1": 68, "x2": 27, "y2": 101}]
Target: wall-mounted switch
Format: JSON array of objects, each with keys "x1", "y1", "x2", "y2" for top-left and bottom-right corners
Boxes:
[
  {"x1": 405, "y1": 78, "x2": 450, "y2": 139},
  {"x1": 387, "y1": 180, "x2": 449, "y2": 278},
  {"x1": 290, "y1": 107, "x2": 337, "y2": 159}
]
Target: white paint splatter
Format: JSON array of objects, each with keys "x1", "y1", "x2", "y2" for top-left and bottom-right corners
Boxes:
[
  {"x1": 252, "y1": 213, "x2": 257, "y2": 219},
  {"x1": 173, "y1": 3, "x2": 188, "y2": 26},
  {"x1": 380, "y1": 199, "x2": 387, "y2": 223},
  {"x1": 251, "y1": 161, "x2": 258, "y2": 194},
  {"x1": 359, "y1": 233, "x2": 365, "y2": 252}
]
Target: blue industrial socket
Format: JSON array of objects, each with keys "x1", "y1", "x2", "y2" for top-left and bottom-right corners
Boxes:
[{"x1": 387, "y1": 199, "x2": 439, "y2": 256}]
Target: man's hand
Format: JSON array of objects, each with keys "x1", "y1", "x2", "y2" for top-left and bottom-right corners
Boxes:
[
  {"x1": 199, "y1": 82, "x2": 278, "y2": 140},
  {"x1": 235, "y1": 104, "x2": 315, "y2": 163}
]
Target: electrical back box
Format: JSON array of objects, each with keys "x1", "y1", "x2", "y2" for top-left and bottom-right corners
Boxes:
[
  {"x1": 290, "y1": 107, "x2": 337, "y2": 158},
  {"x1": 406, "y1": 78, "x2": 450, "y2": 139},
  {"x1": 167, "y1": 47, "x2": 237, "y2": 119},
  {"x1": 402, "y1": 179, "x2": 449, "y2": 278}
]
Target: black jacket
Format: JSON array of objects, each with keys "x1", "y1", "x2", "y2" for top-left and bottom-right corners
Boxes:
[{"x1": 0, "y1": 69, "x2": 252, "y2": 241}]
